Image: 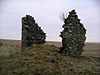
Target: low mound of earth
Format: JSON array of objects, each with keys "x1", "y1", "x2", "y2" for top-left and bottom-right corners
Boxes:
[{"x1": 0, "y1": 45, "x2": 100, "y2": 75}]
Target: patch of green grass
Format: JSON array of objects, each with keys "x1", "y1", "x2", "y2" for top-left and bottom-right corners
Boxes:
[
  {"x1": 0, "y1": 44, "x2": 100, "y2": 75},
  {"x1": 0, "y1": 43, "x2": 17, "y2": 56}
]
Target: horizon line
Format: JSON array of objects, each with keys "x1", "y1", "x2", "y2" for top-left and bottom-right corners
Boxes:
[{"x1": 0, "y1": 39, "x2": 100, "y2": 43}]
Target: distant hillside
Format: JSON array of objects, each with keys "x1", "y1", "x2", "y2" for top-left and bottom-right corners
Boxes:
[
  {"x1": 0, "y1": 39, "x2": 100, "y2": 50},
  {"x1": 45, "y1": 41, "x2": 100, "y2": 50},
  {"x1": 0, "y1": 39, "x2": 21, "y2": 46},
  {"x1": 45, "y1": 41, "x2": 100, "y2": 58},
  {"x1": 0, "y1": 39, "x2": 100, "y2": 57}
]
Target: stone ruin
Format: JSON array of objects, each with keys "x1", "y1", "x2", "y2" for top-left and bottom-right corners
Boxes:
[
  {"x1": 22, "y1": 15, "x2": 46, "y2": 50},
  {"x1": 60, "y1": 10, "x2": 86, "y2": 56}
]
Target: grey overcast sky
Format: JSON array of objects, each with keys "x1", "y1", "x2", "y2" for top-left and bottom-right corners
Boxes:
[{"x1": 0, "y1": 0, "x2": 100, "y2": 42}]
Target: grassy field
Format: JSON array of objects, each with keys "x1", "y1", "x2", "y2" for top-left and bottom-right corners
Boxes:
[
  {"x1": 0, "y1": 39, "x2": 21, "y2": 56},
  {"x1": 0, "y1": 44, "x2": 100, "y2": 75},
  {"x1": 0, "y1": 39, "x2": 100, "y2": 75}
]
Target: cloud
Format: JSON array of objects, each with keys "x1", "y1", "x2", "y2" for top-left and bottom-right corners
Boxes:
[{"x1": 0, "y1": 0, "x2": 100, "y2": 42}]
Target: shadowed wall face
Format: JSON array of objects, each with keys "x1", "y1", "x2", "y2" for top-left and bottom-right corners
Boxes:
[{"x1": 22, "y1": 15, "x2": 46, "y2": 50}]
